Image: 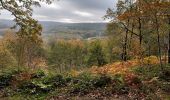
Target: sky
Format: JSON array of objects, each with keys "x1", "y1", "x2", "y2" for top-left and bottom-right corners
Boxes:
[{"x1": 0, "y1": 0, "x2": 117, "y2": 23}]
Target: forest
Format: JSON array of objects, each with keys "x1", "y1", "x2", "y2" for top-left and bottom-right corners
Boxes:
[{"x1": 0, "y1": 0, "x2": 170, "y2": 100}]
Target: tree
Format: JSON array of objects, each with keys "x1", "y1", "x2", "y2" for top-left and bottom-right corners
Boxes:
[
  {"x1": 0, "y1": 31, "x2": 17, "y2": 71},
  {"x1": 87, "y1": 40, "x2": 107, "y2": 66},
  {"x1": 141, "y1": 0, "x2": 170, "y2": 69},
  {"x1": 0, "y1": 0, "x2": 52, "y2": 42},
  {"x1": 48, "y1": 39, "x2": 86, "y2": 72},
  {"x1": 0, "y1": 0, "x2": 53, "y2": 68},
  {"x1": 105, "y1": 0, "x2": 170, "y2": 71}
]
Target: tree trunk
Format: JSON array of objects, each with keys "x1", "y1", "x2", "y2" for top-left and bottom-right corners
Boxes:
[
  {"x1": 124, "y1": 29, "x2": 128, "y2": 61},
  {"x1": 168, "y1": 17, "x2": 170, "y2": 63},
  {"x1": 155, "y1": 16, "x2": 163, "y2": 71},
  {"x1": 138, "y1": 17, "x2": 143, "y2": 66},
  {"x1": 138, "y1": 17, "x2": 142, "y2": 46},
  {"x1": 123, "y1": 20, "x2": 129, "y2": 61},
  {"x1": 18, "y1": 39, "x2": 26, "y2": 69},
  {"x1": 129, "y1": 24, "x2": 134, "y2": 50}
]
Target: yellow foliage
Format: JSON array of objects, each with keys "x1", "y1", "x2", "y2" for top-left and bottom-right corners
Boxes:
[
  {"x1": 28, "y1": 57, "x2": 47, "y2": 70},
  {"x1": 68, "y1": 39, "x2": 84, "y2": 47},
  {"x1": 89, "y1": 56, "x2": 159, "y2": 75},
  {"x1": 143, "y1": 56, "x2": 159, "y2": 65},
  {"x1": 70, "y1": 69, "x2": 80, "y2": 77}
]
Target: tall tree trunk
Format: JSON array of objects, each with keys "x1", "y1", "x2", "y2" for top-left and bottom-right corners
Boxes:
[
  {"x1": 155, "y1": 16, "x2": 163, "y2": 71},
  {"x1": 168, "y1": 17, "x2": 170, "y2": 63},
  {"x1": 129, "y1": 24, "x2": 134, "y2": 49},
  {"x1": 124, "y1": 28, "x2": 128, "y2": 61},
  {"x1": 138, "y1": 17, "x2": 142, "y2": 46},
  {"x1": 138, "y1": 17, "x2": 143, "y2": 66},
  {"x1": 123, "y1": 19, "x2": 129, "y2": 61}
]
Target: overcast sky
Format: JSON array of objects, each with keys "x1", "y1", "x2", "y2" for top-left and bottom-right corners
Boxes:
[{"x1": 0, "y1": 0, "x2": 117, "y2": 23}]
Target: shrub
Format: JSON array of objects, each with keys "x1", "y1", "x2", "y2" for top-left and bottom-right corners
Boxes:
[
  {"x1": 92, "y1": 75, "x2": 112, "y2": 88},
  {"x1": 159, "y1": 70, "x2": 170, "y2": 81},
  {"x1": 87, "y1": 40, "x2": 107, "y2": 66},
  {"x1": 42, "y1": 74, "x2": 66, "y2": 87},
  {"x1": 70, "y1": 73, "x2": 113, "y2": 95},
  {"x1": 161, "y1": 82, "x2": 170, "y2": 92},
  {"x1": 132, "y1": 65, "x2": 161, "y2": 80},
  {"x1": 70, "y1": 72, "x2": 94, "y2": 95},
  {"x1": 71, "y1": 80, "x2": 94, "y2": 95},
  {"x1": 76, "y1": 72, "x2": 94, "y2": 81},
  {"x1": 0, "y1": 70, "x2": 20, "y2": 89},
  {"x1": 0, "y1": 73, "x2": 13, "y2": 89},
  {"x1": 111, "y1": 74, "x2": 129, "y2": 94},
  {"x1": 31, "y1": 70, "x2": 46, "y2": 79},
  {"x1": 18, "y1": 81, "x2": 53, "y2": 95},
  {"x1": 65, "y1": 76, "x2": 72, "y2": 83},
  {"x1": 124, "y1": 74, "x2": 141, "y2": 86}
]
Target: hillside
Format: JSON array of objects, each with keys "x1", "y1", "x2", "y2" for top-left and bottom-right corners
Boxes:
[{"x1": 0, "y1": 19, "x2": 107, "y2": 39}]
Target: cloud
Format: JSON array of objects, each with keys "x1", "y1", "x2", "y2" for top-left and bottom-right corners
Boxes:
[
  {"x1": 59, "y1": 18, "x2": 73, "y2": 23},
  {"x1": 45, "y1": 4, "x2": 62, "y2": 9},
  {"x1": 0, "y1": 0, "x2": 117, "y2": 23},
  {"x1": 32, "y1": 0, "x2": 117, "y2": 22},
  {"x1": 0, "y1": 10, "x2": 14, "y2": 20},
  {"x1": 73, "y1": 11, "x2": 93, "y2": 17}
]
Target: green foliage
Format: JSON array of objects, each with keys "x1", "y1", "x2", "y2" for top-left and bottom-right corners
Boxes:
[
  {"x1": 0, "y1": 73, "x2": 13, "y2": 89},
  {"x1": 48, "y1": 40, "x2": 86, "y2": 72},
  {"x1": 42, "y1": 74, "x2": 67, "y2": 87},
  {"x1": 7, "y1": 38, "x2": 46, "y2": 68},
  {"x1": 132, "y1": 65, "x2": 161, "y2": 80},
  {"x1": 70, "y1": 79, "x2": 94, "y2": 95},
  {"x1": 18, "y1": 81, "x2": 52, "y2": 95},
  {"x1": 111, "y1": 74, "x2": 129, "y2": 94},
  {"x1": 0, "y1": 69, "x2": 21, "y2": 89},
  {"x1": 70, "y1": 72, "x2": 94, "y2": 95},
  {"x1": 87, "y1": 40, "x2": 107, "y2": 66},
  {"x1": 0, "y1": 48, "x2": 16, "y2": 70},
  {"x1": 47, "y1": 39, "x2": 122, "y2": 72},
  {"x1": 159, "y1": 66, "x2": 170, "y2": 81},
  {"x1": 132, "y1": 65, "x2": 170, "y2": 82},
  {"x1": 161, "y1": 82, "x2": 170, "y2": 92},
  {"x1": 70, "y1": 73, "x2": 114, "y2": 95},
  {"x1": 31, "y1": 70, "x2": 46, "y2": 79},
  {"x1": 0, "y1": 69, "x2": 167, "y2": 99},
  {"x1": 92, "y1": 75, "x2": 112, "y2": 88}
]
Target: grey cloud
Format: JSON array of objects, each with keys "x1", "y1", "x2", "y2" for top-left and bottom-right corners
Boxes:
[
  {"x1": 32, "y1": 0, "x2": 117, "y2": 22},
  {"x1": 0, "y1": 0, "x2": 117, "y2": 23}
]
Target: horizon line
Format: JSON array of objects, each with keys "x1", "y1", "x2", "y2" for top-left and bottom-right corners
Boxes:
[{"x1": 0, "y1": 19, "x2": 109, "y2": 24}]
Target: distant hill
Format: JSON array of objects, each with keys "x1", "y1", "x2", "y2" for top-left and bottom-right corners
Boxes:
[{"x1": 0, "y1": 19, "x2": 107, "y2": 39}]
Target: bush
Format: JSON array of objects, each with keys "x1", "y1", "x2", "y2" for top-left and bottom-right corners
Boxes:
[
  {"x1": 0, "y1": 70, "x2": 20, "y2": 89},
  {"x1": 70, "y1": 72, "x2": 94, "y2": 95},
  {"x1": 161, "y1": 82, "x2": 170, "y2": 92},
  {"x1": 71, "y1": 80, "x2": 94, "y2": 95},
  {"x1": 70, "y1": 73, "x2": 113, "y2": 95},
  {"x1": 17, "y1": 73, "x2": 68, "y2": 95},
  {"x1": 0, "y1": 73, "x2": 13, "y2": 89},
  {"x1": 111, "y1": 74, "x2": 129, "y2": 94},
  {"x1": 132, "y1": 65, "x2": 161, "y2": 80},
  {"x1": 18, "y1": 80, "x2": 53, "y2": 95},
  {"x1": 65, "y1": 76, "x2": 72, "y2": 83},
  {"x1": 159, "y1": 70, "x2": 170, "y2": 81},
  {"x1": 92, "y1": 75, "x2": 112, "y2": 88},
  {"x1": 87, "y1": 40, "x2": 107, "y2": 66},
  {"x1": 42, "y1": 74, "x2": 66, "y2": 87},
  {"x1": 31, "y1": 70, "x2": 46, "y2": 79}
]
